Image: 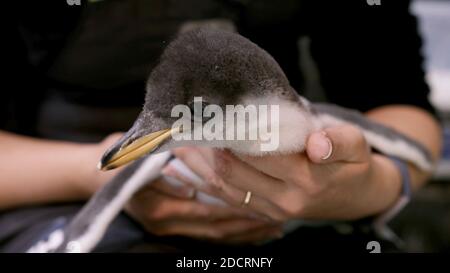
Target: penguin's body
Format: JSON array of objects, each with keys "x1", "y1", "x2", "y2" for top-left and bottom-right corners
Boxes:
[{"x1": 28, "y1": 29, "x2": 433, "y2": 253}]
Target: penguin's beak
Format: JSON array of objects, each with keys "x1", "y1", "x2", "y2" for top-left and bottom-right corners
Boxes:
[{"x1": 99, "y1": 126, "x2": 177, "y2": 171}]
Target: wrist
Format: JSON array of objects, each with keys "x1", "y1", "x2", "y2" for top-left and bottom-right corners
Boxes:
[
  {"x1": 365, "y1": 154, "x2": 403, "y2": 216},
  {"x1": 77, "y1": 143, "x2": 118, "y2": 198}
]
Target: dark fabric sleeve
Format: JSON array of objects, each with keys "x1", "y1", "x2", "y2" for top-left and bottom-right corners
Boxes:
[
  {"x1": 2, "y1": 2, "x2": 84, "y2": 135},
  {"x1": 1, "y1": 23, "x2": 38, "y2": 134},
  {"x1": 306, "y1": 0, "x2": 435, "y2": 115}
]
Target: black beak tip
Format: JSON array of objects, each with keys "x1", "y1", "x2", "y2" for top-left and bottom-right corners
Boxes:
[
  {"x1": 98, "y1": 145, "x2": 121, "y2": 171},
  {"x1": 99, "y1": 164, "x2": 114, "y2": 171}
]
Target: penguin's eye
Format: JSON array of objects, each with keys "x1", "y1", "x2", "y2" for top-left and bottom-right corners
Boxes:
[{"x1": 188, "y1": 100, "x2": 210, "y2": 122}]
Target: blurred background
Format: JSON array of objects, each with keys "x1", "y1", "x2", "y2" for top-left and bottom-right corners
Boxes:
[
  {"x1": 387, "y1": 0, "x2": 450, "y2": 252},
  {"x1": 299, "y1": 0, "x2": 450, "y2": 252}
]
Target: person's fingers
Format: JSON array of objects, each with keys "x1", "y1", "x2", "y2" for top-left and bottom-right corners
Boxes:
[
  {"x1": 239, "y1": 152, "x2": 308, "y2": 181},
  {"x1": 163, "y1": 162, "x2": 284, "y2": 221},
  {"x1": 150, "y1": 176, "x2": 196, "y2": 199},
  {"x1": 168, "y1": 147, "x2": 214, "y2": 188},
  {"x1": 164, "y1": 158, "x2": 230, "y2": 207},
  {"x1": 168, "y1": 147, "x2": 287, "y2": 221},
  {"x1": 151, "y1": 218, "x2": 270, "y2": 240},
  {"x1": 126, "y1": 186, "x2": 252, "y2": 223},
  {"x1": 305, "y1": 131, "x2": 333, "y2": 163},
  {"x1": 223, "y1": 225, "x2": 284, "y2": 245},
  {"x1": 163, "y1": 157, "x2": 208, "y2": 188},
  {"x1": 195, "y1": 148, "x2": 287, "y2": 206},
  {"x1": 127, "y1": 184, "x2": 277, "y2": 241},
  {"x1": 195, "y1": 190, "x2": 229, "y2": 207},
  {"x1": 306, "y1": 125, "x2": 370, "y2": 164},
  {"x1": 239, "y1": 125, "x2": 370, "y2": 180}
]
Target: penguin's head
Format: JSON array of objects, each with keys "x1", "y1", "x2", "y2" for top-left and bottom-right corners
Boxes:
[{"x1": 100, "y1": 28, "x2": 310, "y2": 170}]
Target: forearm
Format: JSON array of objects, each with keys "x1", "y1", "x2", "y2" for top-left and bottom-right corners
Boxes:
[
  {"x1": 339, "y1": 105, "x2": 442, "y2": 218},
  {"x1": 0, "y1": 131, "x2": 107, "y2": 210},
  {"x1": 366, "y1": 105, "x2": 442, "y2": 190}
]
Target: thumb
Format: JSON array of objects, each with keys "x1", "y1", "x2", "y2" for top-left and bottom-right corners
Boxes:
[{"x1": 306, "y1": 125, "x2": 370, "y2": 164}]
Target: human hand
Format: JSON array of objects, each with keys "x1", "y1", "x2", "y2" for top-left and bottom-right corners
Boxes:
[
  {"x1": 125, "y1": 182, "x2": 283, "y2": 244},
  {"x1": 163, "y1": 125, "x2": 402, "y2": 222}
]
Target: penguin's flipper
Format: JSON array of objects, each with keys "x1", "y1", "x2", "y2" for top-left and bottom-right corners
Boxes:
[{"x1": 27, "y1": 151, "x2": 171, "y2": 253}]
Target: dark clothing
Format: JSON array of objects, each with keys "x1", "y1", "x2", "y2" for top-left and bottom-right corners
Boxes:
[
  {"x1": 0, "y1": 203, "x2": 398, "y2": 253},
  {"x1": 0, "y1": 0, "x2": 434, "y2": 252},
  {"x1": 3, "y1": 0, "x2": 434, "y2": 138}
]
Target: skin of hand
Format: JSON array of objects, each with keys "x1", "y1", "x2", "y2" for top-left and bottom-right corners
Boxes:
[
  {"x1": 161, "y1": 106, "x2": 442, "y2": 223},
  {"x1": 124, "y1": 185, "x2": 283, "y2": 244},
  {"x1": 162, "y1": 127, "x2": 396, "y2": 222}
]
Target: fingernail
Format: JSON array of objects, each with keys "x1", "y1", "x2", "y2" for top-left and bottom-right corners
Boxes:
[{"x1": 317, "y1": 131, "x2": 333, "y2": 160}]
